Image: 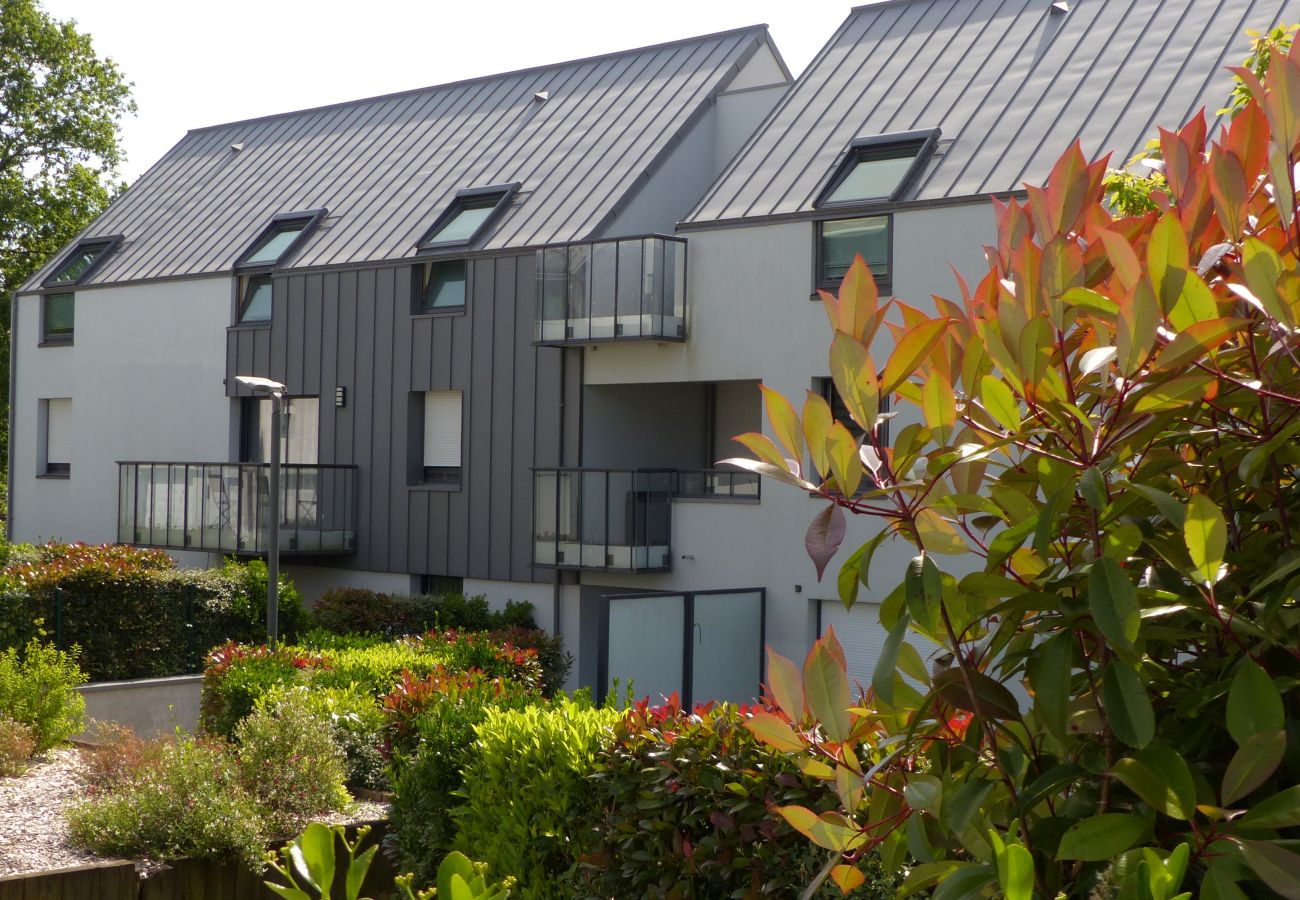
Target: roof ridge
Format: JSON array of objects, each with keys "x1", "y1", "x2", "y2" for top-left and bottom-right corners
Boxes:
[{"x1": 183, "y1": 24, "x2": 771, "y2": 136}]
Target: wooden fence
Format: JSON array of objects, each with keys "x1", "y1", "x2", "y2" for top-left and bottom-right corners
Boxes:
[{"x1": 0, "y1": 822, "x2": 395, "y2": 900}]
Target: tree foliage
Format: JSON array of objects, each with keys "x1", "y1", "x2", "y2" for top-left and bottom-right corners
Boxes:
[
  {"x1": 0, "y1": 0, "x2": 134, "y2": 461},
  {"x1": 731, "y1": 36, "x2": 1300, "y2": 900}
]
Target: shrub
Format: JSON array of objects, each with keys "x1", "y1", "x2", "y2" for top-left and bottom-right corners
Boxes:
[
  {"x1": 311, "y1": 588, "x2": 538, "y2": 638},
  {"x1": 67, "y1": 737, "x2": 267, "y2": 867},
  {"x1": 0, "y1": 639, "x2": 86, "y2": 752},
  {"x1": 234, "y1": 698, "x2": 351, "y2": 837},
  {"x1": 578, "y1": 698, "x2": 902, "y2": 899},
  {"x1": 452, "y1": 696, "x2": 621, "y2": 900},
  {"x1": 199, "y1": 641, "x2": 315, "y2": 739},
  {"x1": 262, "y1": 683, "x2": 388, "y2": 792},
  {"x1": 0, "y1": 716, "x2": 36, "y2": 777},
  {"x1": 80, "y1": 722, "x2": 168, "y2": 792},
  {"x1": 0, "y1": 543, "x2": 308, "y2": 681}
]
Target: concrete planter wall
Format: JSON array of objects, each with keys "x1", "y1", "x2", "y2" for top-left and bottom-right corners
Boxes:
[{"x1": 74, "y1": 674, "x2": 203, "y2": 739}]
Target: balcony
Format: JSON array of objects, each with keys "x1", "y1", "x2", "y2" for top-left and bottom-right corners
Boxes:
[
  {"x1": 117, "y1": 462, "x2": 358, "y2": 556},
  {"x1": 532, "y1": 468, "x2": 759, "y2": 573},
  {"x1": 535, "y1": 235, "x2": 686, "y2": 345}
]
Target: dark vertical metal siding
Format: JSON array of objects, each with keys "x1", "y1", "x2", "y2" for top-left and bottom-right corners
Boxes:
[{"x1": 228, "y1": 252, "x2": 560, "y2": 580}]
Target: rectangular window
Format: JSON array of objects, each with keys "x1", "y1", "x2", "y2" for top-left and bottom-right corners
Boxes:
[
  {"x1": 815, "y1": 128, "x2": 940, "y2": 207},
  {"x1": 240, "y1": 396, "x2": 319, "y2": 464},
  {"x1": 417, "y1": 183, "x2": 519, "y2": 250},
  {"x1": 42, "y1": 292, "x2": 75, "y2": 343},
  {"x1": 235, "y1": 209, "x2": 325, "y2": 269},
  {"x1": 238, "y1": 274, "x2": 273, "y2": 324},
  {"x1": 418, "y1": 574, "x2": 464, "y2": 596},
  {"x1": 423, "y1": 391, "x2": 463, "y2": 484},
  {"x1": 820, "y1": 379, "x2": 891, "y2": 446},
  {"x1": 416, "y1": 260, "x2": 467, "y2": 312},
  {"x1": 43, "y1": 237, "x2": 119, "y2": 287},
  {"x1": 818, "y1": 216, "x2": 890, "y2": 290},
  {"x1": 42, "y1": 398, "x2": 72, "y2": 476}
]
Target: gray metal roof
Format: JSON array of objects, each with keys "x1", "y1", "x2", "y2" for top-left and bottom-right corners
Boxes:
[
  {"x1": 26, "y1": 26, "x2": 777, "y2": 290},
  {"x1": 683, "y1": 0, "x2": 1300, "y2": 228}
]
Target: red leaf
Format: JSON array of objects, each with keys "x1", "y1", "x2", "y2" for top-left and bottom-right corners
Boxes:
[{"x1": 806, "y1": 503, "x2": 846, "y2": 581}]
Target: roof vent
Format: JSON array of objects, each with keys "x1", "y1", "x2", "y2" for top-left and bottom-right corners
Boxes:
[
  {"x1": 1050, "y1": 1, "x2": 1069, "y2": 12},
  {"x1": 230, "y1": 142, "x2": 245, "y2": 152},
  {"x1": 533, "y1": 91, "x2": 550, "y2": 102}
]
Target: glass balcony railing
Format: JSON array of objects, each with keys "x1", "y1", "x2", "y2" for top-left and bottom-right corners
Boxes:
[
  {"x1": 117, "y1": 462, "x2": 358, "y2": 556},
  {"x1": 535, "y1": 235, "x2": 686, "y2": 345},
  {"x1": 532, "y1": 468, "x2": 760, "y2": 572}
]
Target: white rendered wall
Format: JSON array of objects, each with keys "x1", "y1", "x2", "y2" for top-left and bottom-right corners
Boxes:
[
  {"x1": 581, "y1": 202, "x2": 997, "y2": 668},
  {"x1": 11, "y1": 277, "x2": 233, "y2": 547}
]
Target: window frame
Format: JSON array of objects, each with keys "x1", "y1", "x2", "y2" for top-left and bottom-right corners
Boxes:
[
  {"x1": 418, "y1": 390, "x2": 464, "y2": 488},
  {"x1": 814, "y1": 214, "x2": 893, "y2": 294},
  {"x1": 416, "y1": 183, "x2": 520, "y2": 251},
  {"x1": 411, "y1": 259, "x2": 470, "y2": 316},
  {"x1": 42, "y1": 235, "x2": 122, "y2": 288},
  {"x1": 813, "y1": 128, "x2": 941, "y2": 210},
  {"x1": 40, "y1": 397, "x2": 72, "y2": 477},
  {"x1": 812, "y1": 378, "x2": 890, "y2": 495},
  {"x1": 233, "y1": 208, "x2": 327, "y2": 270},
  {"x1": 40, "y1": 291, "x2": 76, "y2": 345},
  {"x1": 236, "y1": 273, "x2": 275, "y2": 325}
]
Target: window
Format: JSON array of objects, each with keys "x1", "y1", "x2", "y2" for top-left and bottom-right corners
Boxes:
[
  {"x1": 43, "y1": 237, "x2": 119, "y2": 287},
  {"x1": 814, "y1": 380, "x2": 890, "y2": 493},
  {"x1": 423, "y1": 391, "x2": 463, "y2": 484},
  {"x1": 41, "y1": 398, "x2": 72, "y2": 476},
  {"x1": 417, "y1": 183, "x2": 520, "y2": 250},
  {"x1": 815, "y1": 128, "x2": 940, "y2": 207},
  {"x1": 415, "y1": 260, "x2": 468, "y2": 313},
  {"x1": 42, "y1": 292, "x2": 74, "y2": 343},
  {"x1": 818, "y1": 216, "x2": 890, "y2": 289},
  {"x1": 235, "y1": 209, "x2": 325, "y2": 269},
  {"x1": 418, "y1": 574, "x2": 464, "y2": 596},
  {"x1": 238, "y1": 275, "x2": 274, "y2": 324},
  {"x1": 240, "y1": 396, "x2": 319, "y2": 464}
]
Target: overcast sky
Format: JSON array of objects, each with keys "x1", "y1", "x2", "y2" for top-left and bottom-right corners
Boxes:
[{"x1": 41, "y1": 0, "x2": 855, "y2": 183}]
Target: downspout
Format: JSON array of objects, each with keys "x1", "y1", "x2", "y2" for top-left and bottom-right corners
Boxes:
[{"x1": 7, "y1": 290, "x2": 18, "y2": 543}]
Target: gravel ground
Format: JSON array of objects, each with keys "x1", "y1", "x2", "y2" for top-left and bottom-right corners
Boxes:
[{"x1": 0, "y1": 746, "x2": 390, "y2": 878}]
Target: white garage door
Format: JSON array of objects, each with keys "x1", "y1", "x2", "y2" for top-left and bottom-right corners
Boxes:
[{"x1": 818, "y1": 600, "x2": 942, "y2": 696}]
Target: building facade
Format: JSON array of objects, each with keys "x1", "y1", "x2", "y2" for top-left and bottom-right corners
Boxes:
[{"x1": 12, "y1": 0, "x2": 1298, "y2": 700}]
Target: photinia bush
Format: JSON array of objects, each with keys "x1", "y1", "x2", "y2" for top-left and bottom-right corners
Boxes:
[{"x1": 730, "y1": 36, "x2": 1300, "y2": 900}]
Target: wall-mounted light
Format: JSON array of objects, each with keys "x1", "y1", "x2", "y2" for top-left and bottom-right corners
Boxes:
[{"x1": 335, "y1": 386, "x2": 346, "y2": 408}]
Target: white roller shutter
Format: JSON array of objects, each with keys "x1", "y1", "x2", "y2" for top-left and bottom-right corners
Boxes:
[
  {"x1": 45, "y1": 398, "x2": 72, "y2": 466},
  {"x1": 423, "y1": 391, "x2": 462, "y2": 467},
  {"x1": 819, "y1": 600, "x2": 941, "y2": 692}
]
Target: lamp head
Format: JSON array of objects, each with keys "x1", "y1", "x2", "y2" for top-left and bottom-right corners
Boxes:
[{"x1": 235, "y1": 375, "x2": 287, "y2": 395}]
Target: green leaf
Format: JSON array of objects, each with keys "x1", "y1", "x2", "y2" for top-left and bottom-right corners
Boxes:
[
  {"x1": 980, "y1": 375, "x2": 1021, "y2": 432},
  {"x1": 438, "y1": 851, "x2": 477, "y2": 900},
  {"x1": 744, "y1": 710, "x2": 806, "y2": 753},
  {"x1": 933, "y1": 667, "x2": 1022, "y2": 720},
  {"x1": 997, "y1": 841, "x2": 1034, "y2": 900},
  {"x1": 346, "y1": 845, "x2": 377, "y2": 900},
  {"x1": 766, "y1": 647, "x2": 806, "y2": 723},
  {"x1": 881, "y1": 318, "x2": 951, "y2": 396},
  {"x1": 1089, "y1": 557, "x2": 1141, "y2": 649},
  {"x1": 872, "y1": 614, "x2": 911, "y2": 707},
  {"x1": 1111, "y1": 744, "x2": 1196, "y2": 819},
  {"x1": 1034, "y1": 482, "x2": 1075, "y2": 559},
  {"x1": 856, "y1": 528, "x2": 890, "y2": 591},
  {"x1": 838, "y1": 543, "x2": 864, "y2": 609},
  {"x1": 903, "y1": 774, "x2": 942, "y2": 811},
  {"x1": 899, "y1": 860, "x2": 969, "y2": 897},
  {"x1": 1079, "y1": 466, "x2": 1108, "y2": 510},
  {"x1": 1236, "y1": 839, "x2": 1300, "y2": 899},
  {"x1": 1238, "y1": 785, "x2": 1300, "y2": 830},
  {"x1": 1103, "y1": 663, "x2": 1155, "y2": 748},
  {"x1": 295, "y1": 823, "x2": 337, "y2": 892},
  {"x1": 1227, "y1": 659, "x2": 1284, "y2": 745},
  {"x1": 1132, "y1": 374, "x2": 1214, "y2": 413},
  {"x1": 1057, "y1": 813, "x2": 1150, "y2": 861},
  {"x1": 1122, "y1": 481, "x2": 1186, "y2": 528},
  {"x1": 1184, "y1": 493, "x2": 1227, "y2": 586},
  {"x1": 760, "y1": 384, "x2": 806, "y2": 465},
  {"x1": 263, "y1": 884, "x2": 313, "y2": 900},
  {"x1": 1028, "y1": 631, "x2": 1072, "y2": 742},
  {"x1": 931, "y1": 864, "x2": 995, "y2": 900},
  {"x1": 904, "y1": 553, "x2": 942, "y2": 636},
  {"x1": 943, "y1": 779, "x2": 996, "y2": 834},
  {"x1": 1222, "y1": 730, "x2": 1286, "y2": 805},
  {"x1": 804, "y1": 636, "x2": 852, "y2": 742}
]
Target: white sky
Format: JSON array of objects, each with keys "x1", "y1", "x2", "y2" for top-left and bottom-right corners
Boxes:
[{"x1": 41, "y1": 0, "x2": 855, "y2": 183}]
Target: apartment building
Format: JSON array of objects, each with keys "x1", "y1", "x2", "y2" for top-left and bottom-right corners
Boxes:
[{"x1": 11, "y1": 0, "x2": 1297, "y2": 701}]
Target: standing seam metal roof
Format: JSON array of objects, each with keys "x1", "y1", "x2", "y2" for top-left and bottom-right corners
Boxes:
[
  {"x1": 25, "y1": 26, "x2": 776, "y2": 290},
  {"x1": 682, "y1": 0, "x2": 1300, "y2": 227}
]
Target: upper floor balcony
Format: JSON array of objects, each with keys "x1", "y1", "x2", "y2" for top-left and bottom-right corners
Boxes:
[
  {"x1": 117, "y1": 461, "x2": 358, "y2": 556},
  {"x1": 532, "y1": 467, "x2": 759, "y2": 573},
  {"x1": 535, "y1": 235, "x2": 686, "y2": 345}
]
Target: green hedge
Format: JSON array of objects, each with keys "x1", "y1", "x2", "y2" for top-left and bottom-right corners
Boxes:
[{"x1": 0, "y1": 542, "x2": 308, "y2": 682}]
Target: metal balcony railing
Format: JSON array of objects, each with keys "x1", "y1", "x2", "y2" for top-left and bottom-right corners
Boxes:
[
  {"x1": 116, "y1": 462, "x2": 358, "y2": 556},
  {"x1": 535, "y1": 235, "x2": 686, "y2": 345},
  {"x1": 532, "y1": 467, "x2": 760, "y2": 572}
]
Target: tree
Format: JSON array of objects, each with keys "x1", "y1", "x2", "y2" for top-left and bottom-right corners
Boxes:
[
  {"x1": 733, "y1": 35, "x2": 1300, "y2": 900},
  {"x1": 0, "y1": 0, "x2": 134, "y2": 471}
]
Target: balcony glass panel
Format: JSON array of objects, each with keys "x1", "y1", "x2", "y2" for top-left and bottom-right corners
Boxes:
[
  {"x1": 532, "y1": 468, "x2": 673, "y2": 572},
  {"x1": 117, "y1": 462, "x2": 357, "y2": 556},
  {"x1": 535, "y1": 235, "x2": 686, "y2": 345}
]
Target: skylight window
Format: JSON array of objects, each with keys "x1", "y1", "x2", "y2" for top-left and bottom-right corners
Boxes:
[
  {"x1": 418, "y1": 183, "x2": 520, "y2": 250},
  {"x1": 43, "y1": 237, "x2": 119, "y2": 287},
  {"x1": 816, "y1": 128, "x2": 941, "y2": 207},
  {"x1": 236, "y1": 209, "x2": 326, "y2": 269}
]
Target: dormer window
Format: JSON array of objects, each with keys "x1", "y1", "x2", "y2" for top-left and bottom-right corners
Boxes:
[
  {"x1": 417, "y1": 183, "x2": 520, "y2": 250},
  {"x1": 235, "y1": 209, "x2": 326, "y2": 269},
  {"x1": 815, "y1": 128, "x2": 940, "y2": 207},
  {"x1": 43, "y1": 237, "x2": 120, "y2": 287}
]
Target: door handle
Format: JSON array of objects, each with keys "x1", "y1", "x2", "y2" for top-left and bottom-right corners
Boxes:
[{"x1": 693, "y1": 621, "x2": 702, "y2": 644}]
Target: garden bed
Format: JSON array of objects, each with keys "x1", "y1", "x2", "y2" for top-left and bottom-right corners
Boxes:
[{"x1": 0, "y1": 746, "x2": 387, "y2": 880}]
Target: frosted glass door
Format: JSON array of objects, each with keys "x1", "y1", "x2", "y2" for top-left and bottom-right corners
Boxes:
[
  {"x1": 691, "y1": 590, "x2": 763, "y2": 704},
  {"x1": 607, "y1": 594, "x2": 685, "y2": 703}
]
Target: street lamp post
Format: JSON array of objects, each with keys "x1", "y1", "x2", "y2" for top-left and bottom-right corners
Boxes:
[{"x1": 235, "y1": 375, "x2": 287, "y2": 649}]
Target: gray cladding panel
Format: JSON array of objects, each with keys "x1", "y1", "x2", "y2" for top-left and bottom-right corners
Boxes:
[
  {"x1": 684, "y1": 0, "x2": 1300, "y2": 225},
  {"x1": 245, "y1": 252, "x2": 560, "y2": 580}
]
